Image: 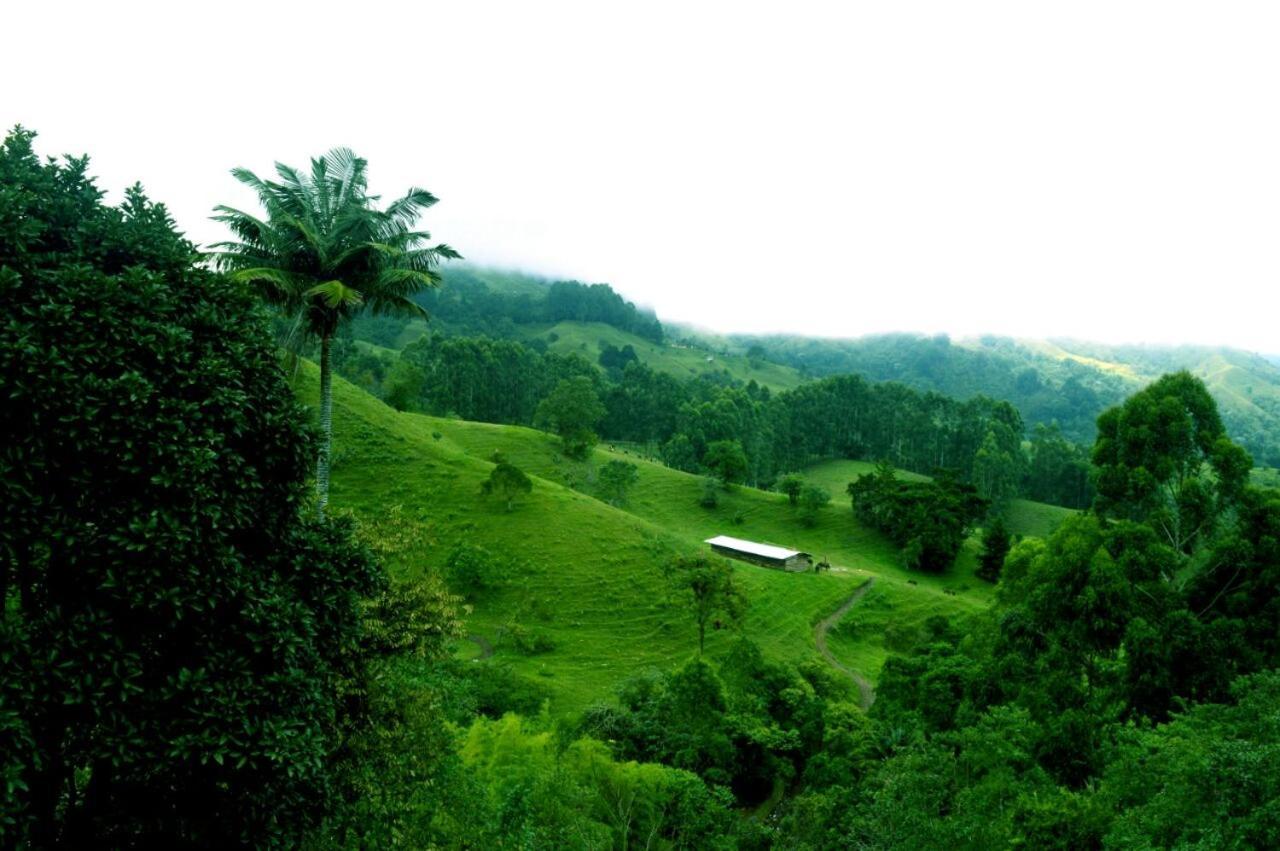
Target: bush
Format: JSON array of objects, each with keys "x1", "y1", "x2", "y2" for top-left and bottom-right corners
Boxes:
[{"x1": 444, "y1": 543, "x2": 505, "y2": 598}]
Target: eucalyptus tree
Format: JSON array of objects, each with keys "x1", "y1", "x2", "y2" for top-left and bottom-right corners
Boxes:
[{"x1": 211, "y1": 149, "x2": 458, "y2": 514}]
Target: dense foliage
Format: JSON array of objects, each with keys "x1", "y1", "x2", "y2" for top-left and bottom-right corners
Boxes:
[
  {"x1": 355, "y1": 266, "x2": 664, "y2": 343},
  {"x1": 0, "y1": 129, "x2": 386, "y2": 847},
  {"x1": 737, "y1": 331, "x2": 1280, "y2": 469},
  {"x1": 847, "y1": 464, "x2": 989, "y2": 572}
]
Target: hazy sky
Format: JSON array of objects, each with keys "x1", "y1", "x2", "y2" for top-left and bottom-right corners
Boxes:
[{"x1": 5, "y1": 2, "x2": 1278, "y2": 351}]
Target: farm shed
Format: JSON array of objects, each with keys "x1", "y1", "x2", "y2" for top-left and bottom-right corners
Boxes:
[{"x1": 705, "y1": 535, "x2": 813, "y2": 572}]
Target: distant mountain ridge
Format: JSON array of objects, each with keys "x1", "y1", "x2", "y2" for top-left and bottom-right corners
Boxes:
[
  {"x1": 346, "y1": 265, "x2": 1280, "y2": 465},
  {"x1": 734, "y1": 331, "x2": 1280, "y2": 466}
]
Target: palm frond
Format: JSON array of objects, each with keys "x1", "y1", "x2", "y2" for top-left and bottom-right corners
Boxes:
[
  {"x1": 384, "y1": 188, "x2": 439, "y2": 227},
  {"x1": 305, "y1": 279, "x2": 364, "y2": 309},
  {"x1": 362, "y1": 292, "x2": 429, "y2": 320}
]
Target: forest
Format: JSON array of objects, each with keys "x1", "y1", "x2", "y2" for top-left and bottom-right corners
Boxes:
[{"x1": 4, "y1": 127, "x2": 1279, "y2": 850}]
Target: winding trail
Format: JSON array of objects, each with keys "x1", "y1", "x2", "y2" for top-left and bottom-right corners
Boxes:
[
  {"x1": 814, "y1": 578, "x2": 876, "y2": 709},
  {"x1": 466, "y1": 634, "x2": 494, "y2": 660}
]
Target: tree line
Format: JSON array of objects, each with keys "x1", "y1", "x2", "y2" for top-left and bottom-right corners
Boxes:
[
  {"x1": 338, "y1": 333, "x2": 1094, "y2": 509},
  {"x1": 352, "y1": 266, "x2": 665, "y2": 345}
]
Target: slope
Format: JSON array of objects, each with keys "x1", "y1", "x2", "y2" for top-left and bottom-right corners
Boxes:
[
  {"x1": 522, "y1": 320, "x2": 806, "y2": 392},
  {"x1": 297, "y1": 365, "x2": 992, "y2": 714}
]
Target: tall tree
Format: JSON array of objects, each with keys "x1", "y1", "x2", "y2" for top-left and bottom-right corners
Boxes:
[
  {"x1": 976, "y1": 517, "x2": 1012, "y2": 583},
  {"x1": 1093, "y1": 371, "x2": 1252, "y2": 553},
  {"x1": 535, "y1": 375, "x2": 605, "y2": 459},
  {"x1": 664, "y1": 556, "x2": 746, "y2": 655},
  {"x1": 211, "y1": 148, "x2": 458, "y2": 515}
]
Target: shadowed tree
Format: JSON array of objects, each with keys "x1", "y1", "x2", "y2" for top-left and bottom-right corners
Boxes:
[
  {"x1": 797, "y1": 483, "x2": 831, "y2": 527},
  {"x1": 778, "y1": 473, "x2": 805, "y2": 506},
  {"x1": 664, "y1": 556, "x2": 746, "y2": 655},
  {"x1": 211, "y1": 148, "x2": 459, "y2": 515},
  {"x1": 976, "y1": 516, "x2": 1012, "y2": 583},
  {"x1": 481, "y1": 452, "x2": 534, "y2": 512},
  {"x1": 598, "y1": 459, "x2": 640, "y2": 506}
]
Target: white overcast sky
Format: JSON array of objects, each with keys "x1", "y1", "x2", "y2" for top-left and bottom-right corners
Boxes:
[{"x1": 4, "y1": 1, "x2": 1278, "y2": 351}]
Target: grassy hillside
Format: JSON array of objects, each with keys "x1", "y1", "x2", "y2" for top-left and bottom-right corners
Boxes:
[
  {"x1": 300, "y1": 366, "x2": 991, "y2": 713},
  {"x1": 524, "y1": 320, "x2": 805, "y2": 391}
]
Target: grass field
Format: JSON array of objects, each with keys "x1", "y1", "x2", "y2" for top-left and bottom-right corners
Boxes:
[{"x1": 299, "y1": 366, "x2": 1011, "y2": 715}]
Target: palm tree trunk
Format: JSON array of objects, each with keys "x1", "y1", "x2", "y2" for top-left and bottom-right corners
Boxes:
[{"x1": 317, "y1": 333, "x2": 333, "y2": 518}]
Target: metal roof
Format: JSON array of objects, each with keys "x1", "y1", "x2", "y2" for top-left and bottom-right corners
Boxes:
[{"x1": 705, "y1": 535, "x2": 809, "y2": 561}]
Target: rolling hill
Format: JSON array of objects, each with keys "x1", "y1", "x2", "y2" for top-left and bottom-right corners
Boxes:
[
  {"x1": 740, "y1": 330, "x2": 1280, "y2": 466},
  {"x1": 296, "y1": 365, "x2": 1083, "y2": 717},
  {"x1": 519, "y1": 320, "x2": 805, "y2": 391},
  {"x1": 297, "y1": 365, "x2": 1031, "y2": 714}
]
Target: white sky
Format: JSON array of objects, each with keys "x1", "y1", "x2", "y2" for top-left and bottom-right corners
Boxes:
[{"x1": 4, "y1": 1, "x2": 1278, "y2": 351}]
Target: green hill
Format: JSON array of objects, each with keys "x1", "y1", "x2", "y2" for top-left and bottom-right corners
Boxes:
[
  {"x1": 301, "y1": 365, "x2": 992, "y2": 714},
  {"x1": 522, "y1": 320, "x2": 805, "y2": 391},
  {"x1": 742, "y1": 331, "x2": 1280, "y2": 467}
]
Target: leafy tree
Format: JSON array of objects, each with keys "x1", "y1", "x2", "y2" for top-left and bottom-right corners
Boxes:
[
  {"x1": 480, "y1": 452, "x2": 533, "y2": 511},
  {"x1": 797, "y1": 484, "x2": 831, "y2": 527},
  {"x1": 664, "y1": 556, "x2": 746, "y2": 655},
  {"x1": 847, "y1": 466, "x2": 988, "y2": 572},
  {"x1": 973, "y1": 427, "x2": 1021, "y2": 504},
  {"x1": 212, "y1": 147, "x2": 458, "y2": 515},
  {"x1": 598, "y1": 459, "x2": 640, "y2": 506},
  {"x1": 1025, "y1": 423, "x2": 1093, "y2": 508},
  {"x1": 442, "y1": 543, "x2": 506, "y2": 599},
  {"x1": 382, "y1": 357, "x2": 426, "y2": 412},
  {"x1": 976, "y1": 517, "x2": 1012, "y2": 583},
  {"x1": 1093, "y1": 371, "x2": 1252, "y2": 553},
  {"x1": 1185, "y1": 484, "x2": 1280, "y2": 680},
  {"x1": 0, "y1": 128, "x2": 384, "y2": 846},
  {"x1": 703, "y1": 439, "x2": 749, "y2": 487},
  {"x1": 699, "y1": 477, "x2": 721, "y2": 509},
  {"x1": 662, "y1": 433, "x2": 701, "y2": 473},
  {"x1": 1102, "y1": 671, "x2": 1280, "y2": 849},
  {"x1": 535, "y1": 375, "x2": 605, "y2": 459},
  {"x1": 778, "y1": 473, "x2": 805, "y2": 505}
]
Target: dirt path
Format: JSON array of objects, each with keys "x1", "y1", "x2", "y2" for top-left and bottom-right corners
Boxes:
[
  {"x1": 814, "y1": 578, "x2": 876, "y2": 709},
  {"x1": 466, "y1": 634, "x2": 494, "y2": 660}
]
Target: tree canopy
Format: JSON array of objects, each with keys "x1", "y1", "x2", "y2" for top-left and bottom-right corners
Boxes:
[{"x1": 0, "y1": 128, "x2": 385, "y2": 846}]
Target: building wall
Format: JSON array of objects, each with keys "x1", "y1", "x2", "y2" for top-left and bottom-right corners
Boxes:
[{"x1": 711, "y1": 544, "x2": 811, "y2": 572}]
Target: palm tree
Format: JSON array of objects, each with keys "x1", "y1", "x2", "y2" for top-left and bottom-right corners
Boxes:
[{"x1": 211, "y1": 148, "x2": 458, "y2": 516}]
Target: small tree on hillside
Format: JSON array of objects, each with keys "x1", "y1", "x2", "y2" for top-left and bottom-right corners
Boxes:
[
  {"x1": 976, "y1": 517, "x2": 1012, "y2": 583},
  {"x1": 664, "y1": 555, "x2": 747, "y2": 655},
  {"x1": 778, "y1": 474, "x2": 805, "y2": 506},
  {"x1": 598, "y1": 459, "x2": 640, "y2": 506},
  {"x1": 535, "y1": 375, "x2": 605, "y2": 459},
  {"x1": 703, "y1": 439, "x2": 749, "y2": 487},
  {"x1": 481, "y1": 452, "x2": 533, "y2": 511},
  {"x1": 798, "y1": 484, "x2": 832, "y2": 527}
]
